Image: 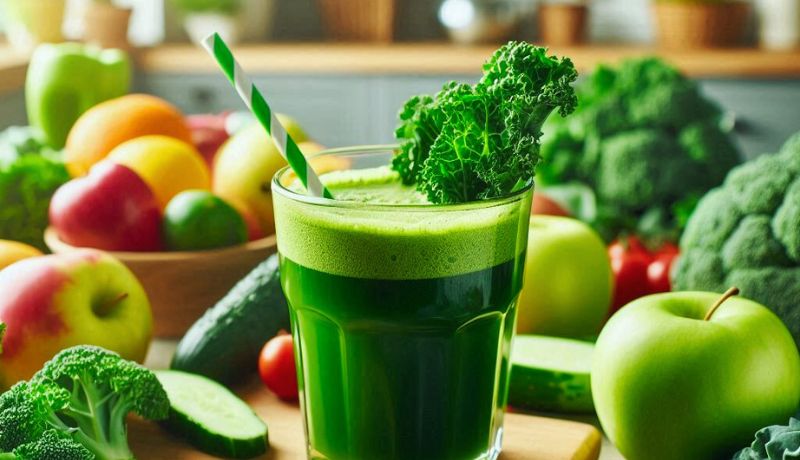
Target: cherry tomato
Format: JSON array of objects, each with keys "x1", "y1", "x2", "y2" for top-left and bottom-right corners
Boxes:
[
  {"x1": 647, "y1": 251, "x2": 679, "y2": 293},
  {"x1": 608, "y1": 237, "x2": 653, "y2": 313},
  {"x1": 258, "y1": 332, "x2": 299, "y2": 401}
]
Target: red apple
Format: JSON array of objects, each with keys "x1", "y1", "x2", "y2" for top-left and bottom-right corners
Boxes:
[
  {"x1": 0, "y1": 250, "x2": 153, "y2": 387},
  {"x1": 187, "y1": 113, "x2": 230, "y2": 167},
  {"x1": 49, "y1": 162, "x2": 163, "y2": 251},
  {"x1": 532, "y1": 192, "x2": 570, "y2": 217}
]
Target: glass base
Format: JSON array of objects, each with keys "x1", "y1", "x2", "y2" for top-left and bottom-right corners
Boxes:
[
  {"x1": 483, "y1": 426, "x2": 504, "y2": 460},
  {"x1": 307, "y1": 426, "x2": 504, "y2": 460}
]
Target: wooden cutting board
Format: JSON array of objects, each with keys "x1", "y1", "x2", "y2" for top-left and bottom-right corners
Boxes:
[{"x1": 129, "y1": 379, "x2": 602, "y2": 460}]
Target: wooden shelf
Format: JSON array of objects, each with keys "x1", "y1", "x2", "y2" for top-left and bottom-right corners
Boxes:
[
  {"x1": 135, "y1": 43, "x2": 800, "y2": 78},
  {"x1": 0, "y1": 49, "x2": 28, "y2": 96},
  {"x1": 2, "y1": 42, "x2": 800, "y2": 97}
]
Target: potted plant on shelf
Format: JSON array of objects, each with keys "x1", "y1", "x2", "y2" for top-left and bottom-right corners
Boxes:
[
  {"x1": 173, "y1": 0, "x2": 242, "y2": 45},
  {"x1": 538, "y1": 0, "x2": 589, "y2": 46},
  {"x1": 81, "y1": 0, "x2": 133, "y2": 49},
  {"x1": 318, "y1": 0, "x2": 396, "y2": 42},
  {"x1": 0, "y1": 0, "x2": 66, "y2": 51},
  {"x1": 652, "y1": 0, "x2": 751, "y2": 49}
]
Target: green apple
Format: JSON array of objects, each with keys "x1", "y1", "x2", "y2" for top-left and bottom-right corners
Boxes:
[
  {"x1": 593, "y1": 290, "x2": 800, "y2": 460},
  {"x1": 0, "y1": 250, "x2": 152, "y2": 388},
  {"x1": 517, "y1": 215, "x2": 612, "y2": 338}
]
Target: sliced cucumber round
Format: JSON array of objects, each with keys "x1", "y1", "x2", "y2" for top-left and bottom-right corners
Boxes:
[
  {"x1": 156, "y1": 370, "x2": 269, "y2": 459},
  {"x1": 508, "y1": 335, "x2": 595, "y2": 413}
]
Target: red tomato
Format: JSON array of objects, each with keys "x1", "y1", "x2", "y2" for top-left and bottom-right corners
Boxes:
[
  {"x1": 258, "y1": 332, "x2": 299, "y2": 401},
  {"x1": 656, "y1": 242, "x2": 680, "y2": 256},
  {"x1": 608, "y1": 237, "x2": 653, "y2": 313},
  {"x1": 647, "y1": 251, "x2": 679, "y2": 293}
]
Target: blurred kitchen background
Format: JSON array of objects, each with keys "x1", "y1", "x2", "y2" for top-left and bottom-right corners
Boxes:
[{"x1": 0, "y1": 0, "x2": 798, "y2": 157}]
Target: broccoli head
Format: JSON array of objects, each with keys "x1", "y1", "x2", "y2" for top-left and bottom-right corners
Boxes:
[
  {"x1": 596, "y1": 129, "x2": 696, "y2": 209},
  {"x1": 674, "y1": 131, "x2": 800, "y2": 346},
  {"x1": 0, "y1": 346, "x2": 168, "y2": 460},
  {"x1": 3, "y1": 430, "x2": 95, "y2": 460},
  {"x1": 538, "y1": 57, "x2": 742, "y2": 244}
]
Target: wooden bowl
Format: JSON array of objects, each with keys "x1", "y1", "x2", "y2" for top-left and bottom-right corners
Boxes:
[{"x1": 44, "y1": 228, "x2": 277, "y2": 338}]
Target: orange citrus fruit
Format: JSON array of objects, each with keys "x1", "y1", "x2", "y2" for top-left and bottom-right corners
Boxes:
[{"x1": 65, "y1": 94, "x2": 193, "y2": 177}]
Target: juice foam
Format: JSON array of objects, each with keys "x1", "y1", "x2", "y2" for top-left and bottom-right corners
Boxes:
[{"x1": 274, "y1": 167, "x2": 531, "y2": 280}]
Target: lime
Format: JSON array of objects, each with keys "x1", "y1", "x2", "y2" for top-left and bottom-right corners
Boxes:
[{"x1": 163, "y1": 190, "x2": 247, "y2": 251}]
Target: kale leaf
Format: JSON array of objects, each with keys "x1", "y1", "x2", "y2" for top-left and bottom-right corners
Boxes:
[{"x1": 393, "y1": 42, "x2": 577, "y2": 203}]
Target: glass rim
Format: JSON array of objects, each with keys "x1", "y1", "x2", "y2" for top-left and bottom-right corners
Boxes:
[{"x1": 271, "y1": 144, "x2": 533, "y2": 212}]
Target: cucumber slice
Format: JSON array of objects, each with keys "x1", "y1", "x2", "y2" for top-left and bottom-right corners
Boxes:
[
  {"x1": 508, "y1": 335, "x2": 595, "y2": 413},
  {"x1": 156, "y1": 370, "x2": 269, "y2": 459}
]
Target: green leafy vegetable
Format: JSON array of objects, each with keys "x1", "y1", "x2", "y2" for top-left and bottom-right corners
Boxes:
[
  {"x1": 0, "y1": 127, "x2": 60, "y2": 167},
  {"x1": 673, "y1": 131, "x2": 800, "y2": 346},
  {"x1": 733, "y1": 417, "x2": 800, "y2": 459},
  {"x1": 393, "y1": 41, "x2": 578, "y2": 203},
  {"x1": 0, "y1": 126, "x2": 69, "y2": 251},
  {"x1": 538, "y1": 57, "x2": 741, "y2": 243},
  {"x1": 0, "y1": 345, "x2": 170, "y2": 460}
]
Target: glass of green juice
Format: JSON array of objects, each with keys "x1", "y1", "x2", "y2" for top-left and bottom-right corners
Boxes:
[{"x1": 272, "y1": 146, "x2": 533, "y2": 460}]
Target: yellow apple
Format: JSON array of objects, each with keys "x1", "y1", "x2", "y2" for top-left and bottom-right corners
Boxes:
[
  {"x1": 277, "y1": 113, "x2": 309, "y2": 144},
  {"x1": 213, "y1": 120, "x2": 316, "y2": 235}
]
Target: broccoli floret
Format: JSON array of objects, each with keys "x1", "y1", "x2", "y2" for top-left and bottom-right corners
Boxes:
[
  {"x1": 1, "y1": 430, "x2": 95, "y2": 460},
  {"x1": 721, "y1": 215, "x2": 792, "y2": 270},
  {"x1": 539, "y1": 57, "x2": 741, "y2": 244},
  {"x1": 674, "y1": 131, "x2": 800, "y2": 347},
  {"x1": 596, "y1": 129, "x2": 694, "y2": 209},
  {"x1": 725, "y1": 153, "x2": 794, "y2": 215},
  {"x1": 773, "y1": 178, "x2": 800, "y2": 261},
  {"x1": 0, "y1": 383, "x2": 47, "y2": 452},
  {"x1": 678, "y1": 120, "x2": 741, "y2": 188},
  {"x1": 0, "y1": 346, "x2": 169, "y2": 460}
]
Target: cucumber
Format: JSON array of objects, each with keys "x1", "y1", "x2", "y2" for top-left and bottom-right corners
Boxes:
[
  {"x1": 508, "y1": 335, "x2": 595, "y2": 413},
  {"x1": 171, "y1": 253, "x2": 290, "y2": 384},
  {"x1": 156, "y1": 370, "x2": 268, "y2": 459}
]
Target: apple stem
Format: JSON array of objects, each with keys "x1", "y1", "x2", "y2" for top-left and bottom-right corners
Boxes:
[
  {"x1": 96, "y1": 292, "x2": 129, "y2": 317},
  {"x1": 704, "y1": 287, "x2": 740, "y2": 321}
]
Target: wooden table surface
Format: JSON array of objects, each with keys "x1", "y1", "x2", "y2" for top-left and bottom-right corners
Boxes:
[{"x1": 139, "y1": 341, "x2": 605, "y2": 460}]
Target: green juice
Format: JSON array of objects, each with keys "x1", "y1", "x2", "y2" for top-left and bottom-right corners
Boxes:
[{"x1": 274, "y1": 164, "x2": 531, "y2": 460}]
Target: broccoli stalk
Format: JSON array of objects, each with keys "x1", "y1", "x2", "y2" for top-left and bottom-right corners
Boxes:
[{"x1": 0, "y1": 346, "x2": 169, "y2": 460}]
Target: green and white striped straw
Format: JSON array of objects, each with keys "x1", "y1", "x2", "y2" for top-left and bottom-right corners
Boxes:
[{"x1": 201, "y1": 33, "x2": 333, "y2": 199}]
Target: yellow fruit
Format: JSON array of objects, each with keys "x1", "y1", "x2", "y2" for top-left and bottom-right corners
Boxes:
[
  {"x1": 109, "y1": 135, "x2": 211, "y2": 209},
  {"x1": 277, "y1": 113, "x2": 309, "y2": 144},
  {"x1": 0, "y1": 240, "x2": 43, "y2": 271},
  {"x1": 213, "y1": 124, "x2": 285, "y2": 235}
]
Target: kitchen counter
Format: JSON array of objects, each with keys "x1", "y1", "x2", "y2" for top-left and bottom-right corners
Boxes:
[{"x1": 145, "y1": 339, "x2": 625, "y2": 460}]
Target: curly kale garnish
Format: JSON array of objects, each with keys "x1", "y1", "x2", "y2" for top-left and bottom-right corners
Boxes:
[{"x1": 393, "y1": 41, "x2": 578, "y2": 203}]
